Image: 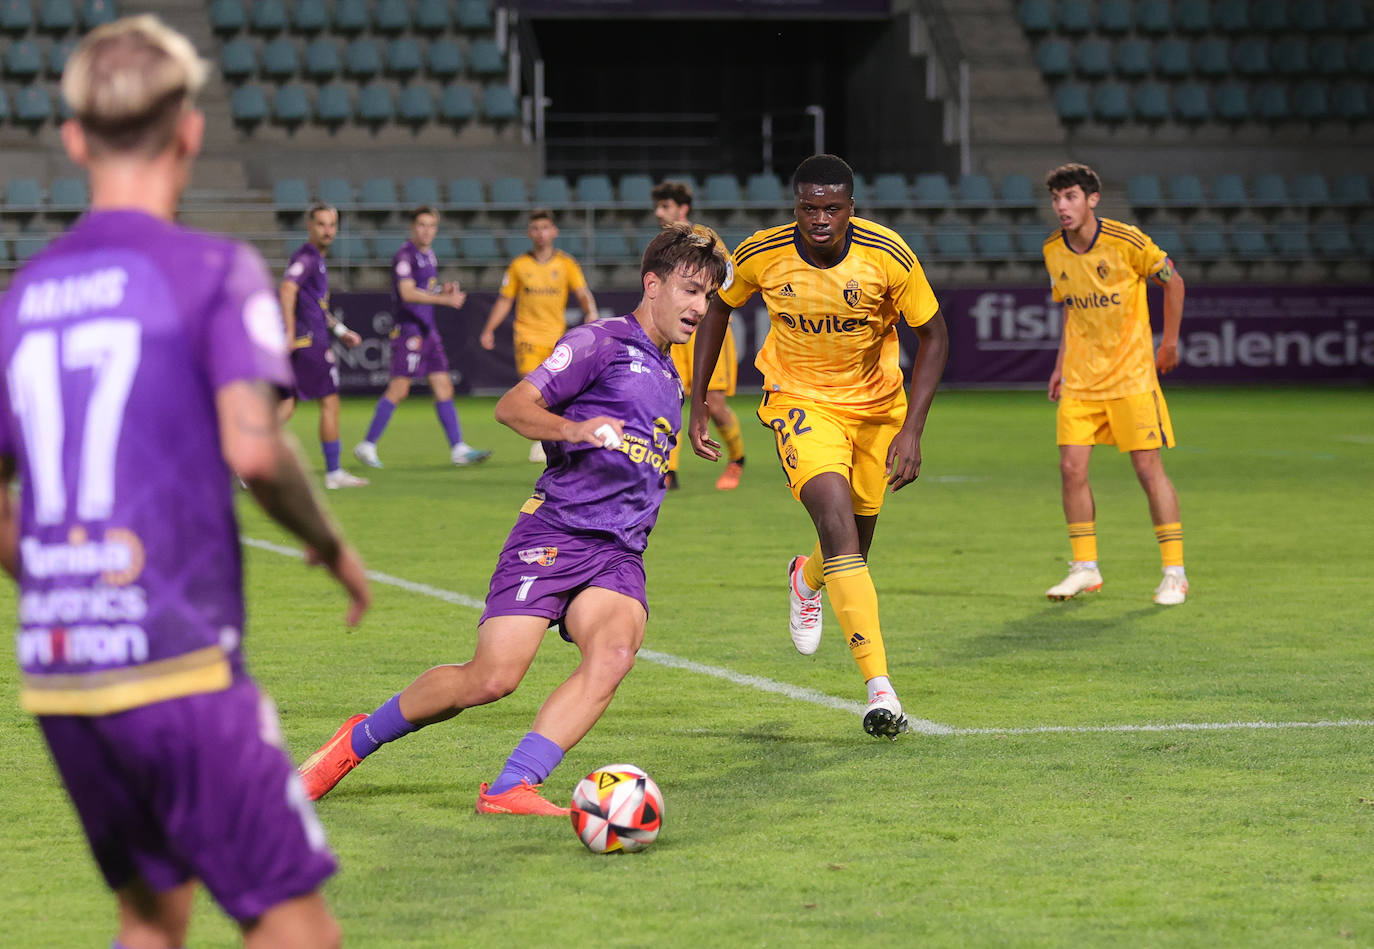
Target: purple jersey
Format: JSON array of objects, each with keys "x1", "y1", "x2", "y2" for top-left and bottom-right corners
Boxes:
[
  {"x1": 284, "y1": 241, "x2": 330, "y2": 347},
  {"x1": 0, "y1": 210, "x2": 293, "y2": 715},
  {"x1": 391, "y1": 240, "x2": 440, "y2": 334},
  {"x1": 522, "y1": 315, "x2": 683, "y2": 553}
]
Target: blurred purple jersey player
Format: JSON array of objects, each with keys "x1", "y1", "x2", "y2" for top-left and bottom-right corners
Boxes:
[
  {"x1": 279, "y1": 202, "x2": 370, "y2": 490},
  {"x1": 299, "y1": 224, "x2": 728, "y2": 815},
  {"x1": 0, "y1": 17, "x2": 370, "y2": 949},
  {"x1": 353, "y1": 206, "x2": 491, "y2": 469}
]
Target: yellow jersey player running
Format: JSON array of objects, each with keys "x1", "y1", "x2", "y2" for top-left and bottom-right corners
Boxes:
[
  {"x1": 689, "y1": 154, "x2": 948, "y2": 739},
  {"x1": 652, "y1": 180, "x2": 746, "y2": 491},
  {"x1": 480, "y1": 208, "x2": 598, "y2": 462},
  {"x1": 1041, "y1": 162, "x2": 1188, "y2": 606}
]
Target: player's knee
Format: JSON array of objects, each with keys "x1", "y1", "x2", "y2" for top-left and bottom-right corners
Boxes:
[
  {"x1": 1059, "y1": 456, "x2": 1089, "y2": 483},
  {"x1": 472, "y1": 669, "x2": 522, "y2": 705},
  {"x1": 585, "y1": 639, "x2": 637, "y2": 685}
]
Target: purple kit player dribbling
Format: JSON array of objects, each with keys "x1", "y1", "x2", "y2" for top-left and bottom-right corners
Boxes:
[
  {"x1": 299, "y1": 224, "x2": 728, "y2": 815},
  {"x1": 0, "y1": 17, "x2": 370, "y2": 949}
]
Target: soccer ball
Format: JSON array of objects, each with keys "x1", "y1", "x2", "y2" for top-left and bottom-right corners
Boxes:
[{"x1": 569, "y1": 763, "x2": 664, "y2": 854}]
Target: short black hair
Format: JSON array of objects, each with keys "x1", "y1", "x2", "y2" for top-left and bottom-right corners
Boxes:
[
  {"x1": 307, "y1": 201, "x2": 336, "y2": 222},
  {"x1": 411, "y1": 205, "x2": 438, "y2": 222},
  {"x1": 641, "y1": 221, "x2": 728, "y2": 291},
  {"x1": 651, "y1": 180, "x2": 693, "y2": 208},
  {"x1": 792, "y1": 154, "x2": 854, "y2": 196},
  {"x1": 528, "y1": 208, "x2": 555, "y2": 224},
  {"x1": 1045, "y1": 162, "x2": 1102, "y2": 196}
]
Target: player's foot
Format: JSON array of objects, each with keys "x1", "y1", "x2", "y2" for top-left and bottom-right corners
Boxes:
[
  {"x1": 324, "y1": 469, "x2": 369, "y2": 490},
  {"x1": 862, "y1": 691, "x2": 910, "y2": 740},
  {"x1": 475, "y1": 780, "x2": 570, "y2": 816},
  {"x1": 664, "y1": 471, "x2": 680, "y2": 491},
  {"x1": 298, "y1": 713, "x2": 368, "y2": 801},
  {"x1": 452, "y1": 443, "x2": 493, "y2": 466},
  {"x1": 1153, "y1": 570, "x2": 1188, "y2": 606},
  {"x1": 1046, "y1": 562, "x2": 1103, "y2": 600},
  {"x1": 529, "y1": 441, "x2": 546, "y2": 463},
  {"x1": 787, "y1": 555, "x2": 823, "y2": 655},
  {"x1": 715, "y1": 459, "x2": 744, "y2": 491},
  {"x1": 353, "y1": 441, "x2": 383, "y2": 469}
]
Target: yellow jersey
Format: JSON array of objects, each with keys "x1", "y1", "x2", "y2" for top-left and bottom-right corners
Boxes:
[
  {"x1": 498, "y1": 249, "x2": 588, "y2": 344},
  {"x1": 718, "y1": 217, "x2": 939, "y2": 407},
  {"x1": 1044, "y1": 217, "x2": 1170, "y2": 400}
]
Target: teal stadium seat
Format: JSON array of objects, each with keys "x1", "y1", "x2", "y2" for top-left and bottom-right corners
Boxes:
[
  {"x1": 315, "y1": 81, "x2": 350, "y2": 125},
  {"x1": 1332, "y1": 0, "x2": 1368, "y2": 32},
  {"x1": 317, "y1": 177, "x2": 353, "y2": 208},
  {"x1": 272, "y1": 178, "x2": 309, "y2": 210},
  {"x1": 554, "y1": 233, "x2": 584, "y2": 257},
  {"x1": 49, "y1": 37, "x2": 75, "y2": 76},
  {"x1": 1057, "y1": 0, "x2": 1093, "y2": 34},
  {"x1": 1254, "y1": 83, "x2": 1289, "y2": 122},
  {"x1": 374, "y1": 0, "x2": 409, "y2": 33},
  {"x1": 1076, "y1": 38, "x2": 1112, "y2": 78},
  {"x1": 1253, "y1": 0, "x2": 1288, "y2": 31},
  {"x1": 303, "y1": 38, "x2": 340, "y2": 79},
  {"x1": 403, "y1": 177, "x2": 441, "y2": 206},
  {"x1": 1356, "y1": 223, "x2": 1374, "y2": 257},
  {"x1": 1168, "y1": 174, "x2": 1205, "y2": 208},
  {"x1": 490, "y1": 177, "x2": 527, "y2": 205},
  {"x1": 975, "y1": 228, "x2": 1014, "y2": 258},
  {"x1": 1054, "y1": 83, "x2": 1090, "y2": 122},
  {"x1": 1193, "y1": 37, "x2": 1230, "y2": 78},
  {"x1": 212, "y1": 0, "x2": 246, "y2": 34},
  {"x1": 261, "y1": 37, "x2": 299, "y2": 80},
  {"x1": 1352, "y1": 37, "x2": 1374, "y2": 76},
  {"x1": 576, "y1": 175, "x2": 615, "y2": 204},
  {"x1": 333, "y1": 0, "x2": 368, "y2": 34},
  {"x1": 1188, "y1": 224, "x2": 1226, "y2": 257},
  {"x1": 1213, "y1": 0, "x2": 1248, "y2": 32},
  {"x1": 1137, "y1": 0, "x2": 1172, "y2": 34},
  {"x1": 1174, "y1": 83, "x2": 1210, "y2": 122},
  {"x1": 439, "y1": 84, "x2": 475, "y2": 124},
  {"x1": 903, "y1": 229, "x2": 931, "y2": 259},
  {"x1": 1, "y1": 0, "x2": 32, "y2": 32},
  {"x1": 39, "y1": 0, "x2": 75, "y2": 33},
  {"x1": 49, "y1": 177, "x2": 87, "y2": 209},
  {"x1": 1252, "y1": 173, "x2": 1288, "y2": 205},
  {"x1": 1017, "y1": 223, "x2": 1054, "y2": 257},
  {"x1": 1272, "y1": 37, "x2": 1309, "y2": 76},
  {"x1": 1211, "y1": 173, "x2": 1247, "y2": 208},
  {"x1": 1176, "y1": 0, "x2": 1210, "y2": 34},
  {"x1": 230, "y1": 84, "x2": 268, "y2": 127},
  {"x1": 956, "y1": 174, "x2": 995, "y2": 206},
  {"x1": 1156, "y1": 38, "x2": 1191, "y2": 78},
  {"x1": 1292, "y1": 174, "x2": 1330, "y2": 205},
  {"x1": 1312, "y1": 38, "x2": 1347, "y2": 77},
  {"x1": 1135, "y1": 82, "x2": 1170, "y2": 123},
  {"x1": 220, "y1": 38, "x2": 258, "y2": 81},
  {"x1": 7, "y1": 40, "x2": 45, "y2": 79},
  {"x1": 482, "y1": 84, "x2": 518, "y2": 122},
  {"x1": 13, "y1": 234, "x2": 50, "y2": 262},
  {"x1": 1093, "y1": 82, "x2": 1131, "y2": 123},
  {"x1": 428, "y1": 40, "x2": 464, "y2": 78},
  {"x1": 912, "y1": 174, "x2": 950, "y2": 205},
  {"x1": 1230, "y1": 227, "x2": 1270, "y2": 257},
  {"x1": 535, "y1": 176, "x2": 573, "y2": 205},
  {"x1": 414, "y1": 0, "x2": 449, "y2": 31},
  {"x1": 1294, "y1": 0, "x2": 1327, "y2": 32},
  {"x1": 5, "y1": 178, "x2": 44, "y2": 212},
  {"x1": 331, "y1": 234, "x2": 369, "y2": 264},
  {"x1": 360, "y1": 177, "x2": 398, "y2": 208},
  {"x1": 1127, "y1": 174, "x2": 1163, "y2": 206},
  {"x1": 274, "y1": 82, "x2": 310, "y2": 126},
  {"x1": 250, "y1": 0, "x2": 287, "y2": 34},
  {"x1": 456, "y1": 0, "x2": 492, "y2": 30},
  {"x1": 1314, "y1": 225, "x2": 1355, "y2": 257},
  {"x1": 387, "y1": 38, "x2": 423, "y2": 79},
  {"x1": 1333, "y1": 82, "x2": 1368, "y2": 120},
  {"x1": 1116, "y1": 39, "x2": 1152, "y2": 78},
  {"x1": 704, "y1": 174, "x2": 741, "y2": 204},
  {"x1": 745, "y1": 173, "x2": 784, "y2": 204},
  {"x1": 1333, "y1": 173, "x2": 1370, "y2": 206},
  {"x1": 292, "y1": 0, "x2": 327, "y2": 33},
  {"x1": 1145, "y1": 224, "x2": 1182, "y2": 256},
  {"x1": 497, "y1": 232, "x2": 526, "y2": 257},
  {"x1": 999, "y1": 174, "x2": 1036, "y2": 208},
  {"x1": 933, "y1": 224, "x2": 973, "y2": 259},
  {"x1": 1098, "y1": 0, "x2": 1132, "y2": 33},
  {"x1": 617, "y1": 174, "x2": 653, "y2": 206},
  {"x1": 431, "y1": 235, "x2": 457, "y2": 259},
  {"x1": 592, "y1": 231, "x2": 632, "y2": 259},
  {"x1": 1215, "y1": 82, "x2": 1250, "y2": 122},
  {"x1": 345, "y1": 39, "x2": 382, "y2": 79},
  {"x1": 1017, "y1": 0, "x2": 1052, "y2": 33},
  {"x1": 398, "y1": 85, "x2": 434, "y2": 125},
  {"x1": 1036, "y1": 38, "x2": 1072, "y2": 78},
  {"x1": 458, "y1": 232, "x2": 501, "y2": 261},
  {"x1": 447, "y1": 177, "x2": 484, "y2": 205},
  {"x1": 1293, "y1": 81, "x2": 1329, "y2": 121},
  {"x1": 1233, "y1": 38, "x2": 1270, "y2": 77},
  {"x1": 469, "y1": 39, "x2": 505, "y2": 77},
  {"x1": 357, "y1": 82, "x2": 394, "y2": 125}
]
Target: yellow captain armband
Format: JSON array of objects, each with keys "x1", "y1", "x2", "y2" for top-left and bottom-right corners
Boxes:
[{"x1": 1153, "y1": 258, "x2": 1175, "y2": 283}]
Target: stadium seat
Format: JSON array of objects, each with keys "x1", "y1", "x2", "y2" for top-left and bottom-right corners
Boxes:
[
  {"x1": 704, "y1": 174, "x2": 741, "y2": 204},
  {"x1": 1176, "y1": 0, "x2": 1210, "y2": 34},
  {"x1": 345, "y1": 39, "x2": 382, "y2": 79},
  {"x1": 428, "y1": 40, "x2": 464, "y2": 78},
  {"x1": 1293, "y1": 81, "x2": 1329, "y2": 121},
  {"x1": 1333, "y1": 81, "x2": 1369, "y2": 120},
  {"x1": 6, "y1": 40, "x2": 44, "y2": 79},
  {"x1": 1035, "y1": 38, "x2": 1072, "y2": 78},
  {"x1": 48, "y1": 37, "x2": 75, "y2": 75},
  {"x1": 1214, "y1": 82, "x2": 1250, "y2": 122},
  {"x1": 745, "y1": 173, "x2": 784, "y2": 204},
  {"x1": 292, "y1": 0, "x2": 327, "y2": 33},
  {"x1": 414, "y1": 0, "x2": 449, "y2": 31},
  {"x1": 1097, "y1": 0, "x2": 1131, "y2": 33},
  {"x1": 975, "y1": 228, "x2": 1014, "y2": 258},
  {"x1": 220, "y1": 38, "x2": 258, "y2": 81},
  {"x1": 1313, "y1": 225, "x2": 1355, "y2": 257},
  {"x1": 1333, "y1": 173, "x2": 1370, "y2": 206},
  {"x1": 48, "y1": 176, "x2": 87, "y2": 209},
  {"x1": 303, "y1": 38, "x2": 340, "y2": 79},
  {"x1": 1311, "y1": 38, "x2": 1348, "y2": 77},
  {"x1": 1293, "y1": 1, "x2": 1328, "y2": 32},
  {"x1": 387, "y1": 38, "x2": 423, "y2": 79},
  {"x1": 535, "y1": 175, "x2": 573, "y2": 205},
  {"x1": 1017, "y1": 0, "x2": 1052, "y2": 33},
  {"x1": 469, "y1": 39, "x2": 505, "y2": 77},
  {"x1": 912, "y1": 174, "x2": 951, "y2": 205},
  {"x1": 1213, "y1": 0, "x2": 1248, "y2": 32},
  {"x1": 360, "y1": 177, "x2": 398, "y2": 208},
  {"x1": 1211, "y1": 173, "x2": 1247, "y2": 207},
  {"x1": 1075, "y1": 38, "x2": 1112, "y2": 78},
  {"x1": 1174, "y1": 83, "x2": 1210, "y2": 123},
  {"x1": 331, "y1": 234, "x2": 369, "y2": 263},
  {"x1": 1188, "y1": 224, "x2": 1226, "y2": 257},
  {"x1": 1292, "y1": 173, "x2": 1330, "y2": 206},
  {"x1": 403, "y1": 177, "x2": 441, "y2": 206},
  {"x1": 261, "y1": 37, "x2": 299, "y2": 80},
  {"x1": 431, "y1": 235, "x2": 457, "y2": 259},
  {"x1": 1017, "y1": 223, "x2": 1054, "y2": 256},
  {"x1": 956, "y1": 174, "x2": 995, "y2": 205},
  {"x1": 333, "y1": 0, "x2": 368, "y2": 34},
  {"x1": 438, "y1": 83, "x2": 476, "y2": 123},
  {"x1": 1053, "y1": 83, "x2": 1090, "y2": 123},
  {"x1": 230, "y1": 84, "x2": 269, "y2": 127},
  {"x1": 1233, "y1": 38, "x2": 1270, "y2": 77},
  {"x1": 933, "y1": 223, "x2": 973, "y2": 258},
  {"x1": 1272, "y1": 37, "x2": 1309, "y2": 76},
  {"x1": 1356, "y1": 223, "x2": 1374, "y2": 257},
  {"x1": 272, "y1": 178, "x2": 309, "y2": 210},
  {"x1": 1192, "y1": 37, "x2": 1230, "y2": 78},
  {"x1": 1252, "y1": 173, "x2": 1288, "y2": 205},
  {"x1": 1168, "y1": 174, "x2": 1206, "y2": 208},
  {"x1": 481, "y1": 84, "x2": 518, "y2": 121},
  {"x1": 592, "y1": 231, "x2": 631, "y2": 259},
  {"x1": 1146, "y1": 224, "x2": 1183, "y2": 256},
  {"x1": 1254, "y1": 83, "x2": 1289, "y2": 122},
  {"x1": 1116, "y1": 39, "x2": 1152, "y2": 78},
  {"x1": 447, "y1": 177, "x2": 484, "y2": 205},
  {"x1": 78, "y1": 0, "x2": 114, "y2": 27},
  {"x1": 1155, "y1": 38, "x2": 1191, "y2": 78},
  {"x1": 398, "y1": 85, "x2": 434, "y2": 126},
  {"x1": 1332, "y1": 0, "x2": 1368, "y2": 31},
  {"x1": 38, "y1": 0, "x2": 75, "y2": 33},
  {"x1": 211, "y1": 0, "x2": 247, "y2": 34},
  {"x1": 315, "y1": 81, "x2": 350, "y2": 125},
  {"x1": 250, "y1": 0, "x2": 287, "y2": 34},
  {"x1": 373, "y1": 0, "x2": 409, "y2": 33},
  {"x1": 1127, "y1": 174, "x2": 1163, "y2": 206},
  {"x1": 1057, "y1": 0, "x2": 1092, "y2": 33},
  {"x1": 317, "y1": 177, "x2": 353, "y2": 208},
  {"x1": 1352, "y1": 37, "x2": 1374, "y2": 76},
  {"x1": 1134, "y1": 82, "x2": 1170, "y2": 123},
  {"x1": 1, "y1": 0, "x2": 33, "y2": 32},
  {"x1": 1137, "y1": 0, "x2": 1172, "y2": 34},
  {"x1": 999, "y1": 173, "x2": 1036, "y2": 208},
  {"x1": 458, "y1": 231, "x2": 501, "y2": 261},
  {"x1": 554, "y1": 233, "x2": 584, "y2": 257},
  {"x1": 12, "y1": 234, "x2": 50, "y2": 262},
  {"x1": 617, "y1": 174, "x2": 653, "y2": 206},
  {"x1": 1093, "y1": 82, "x2": 1131, "y2": 123},
  {"x1": 5, "y1": 178, "x2": 43, "y2": 211},
  {"x1": 357, "y1": 82, "x2": 394, "y2": 125},
  {"x1": 273, "y1": 82, "x2": 310, "y2": 126},
  {"x1": 456, "y1": 0, "x2": 493, "y2": 30},
  {"x1": 1253, "y1": 0, "x2": 1288, "y2": 31},
  {"x1": 1230, "y1": 227, "x2": 1270, "y2": 257},
  {"x1": 576, "y1": 175, "x2": 615, "y2": 204},
  {"x1": 903, "y1": 229, "x2": 931, "y2": 259},
  {"x1": 490, "y1": 177, "x2": 527, "y2": 205}
]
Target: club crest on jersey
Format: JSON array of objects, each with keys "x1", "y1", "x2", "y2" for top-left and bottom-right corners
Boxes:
[
  {"x1": 1096, "y1": 260, "x2": 1110, "y2": 280},
  {"x1": 406, "y1": 335, "x2": 423, "y2": 351},
  {"x1": 844, "y1": 278, "x2": 861, "y2": 308},
  {"x1": 517, "y1": 546, "x2": 558, "y2": 566},
  {"x1": 544, "y1": 342, "x2": 573, "y2": 372}
]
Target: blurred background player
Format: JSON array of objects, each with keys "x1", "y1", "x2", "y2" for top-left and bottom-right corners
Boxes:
[
  {"x1": 652, "y1": 180, "x2": 746, "y2": 491},
  {"x1": 478, "y1": 208, "x2": 599, "y2": 462},
  {"x1": 1042, "y1": 162, "x2": 1188, "y2": 606},
  {"x1": 689, "y1": 154, "x2": 948, "y2": 740},
  {"x1": 0, "y1": 15, "x2": 370, "y2": 948},
  {"x1": 298, "y1": 225, "x2": 727, "y2": 814},
  {"x1": 354, "y1": 206, "x2": 492, "y2": 469},
  {"x1": 280, "y1": 202, "x2": 369, "y2": 489}
]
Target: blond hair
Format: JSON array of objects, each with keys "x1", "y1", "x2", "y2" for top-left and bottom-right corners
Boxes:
[{"x1": 62, "y1": 14, "x2": 208, "y2": 157}]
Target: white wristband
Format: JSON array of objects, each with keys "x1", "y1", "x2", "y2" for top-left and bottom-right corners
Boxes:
[
  {"x1": 331, "y1": 321, "x2": 349, "y2": 339},
  {"x1": 593, "y1": 423, "x2": 622, "y2": 450}
]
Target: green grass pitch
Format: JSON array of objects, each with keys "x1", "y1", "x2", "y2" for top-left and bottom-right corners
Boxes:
[{"x1": 3, "y1": 386, "x2": 1372, "y2": 947}]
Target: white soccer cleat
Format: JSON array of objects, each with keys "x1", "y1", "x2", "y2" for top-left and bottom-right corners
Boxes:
[
  {"x1": 529, "y1": 441, "x2": 546, "y2": 463},
  {"x1": 451, "y1": 443, "x2": 492, "y2": 466},
  {"x1": 353, "y1": 441, "x2": 383, "y2": 469},
  {"x1": 1153, "y1": 571, "x2": 1189, "y2": 606},
  {"x1": 787, "y1": 555, "x2": 823, "y2": 655},
  {"x1": 324, "y1": 469, "x2": 369, "y2": 490},
  {"x1": 1046, "y1": 562, "x2": 1103, "y2": 600},
  {"x1": 862, "y1": 691, "x2": 910, "y2": 740}
]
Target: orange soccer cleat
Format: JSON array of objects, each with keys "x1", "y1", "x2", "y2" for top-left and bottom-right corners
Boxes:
[
  {"x1": 715, "y1": 459, "x2": 744, "y2": 491},
  {"x1": 298, "y1": 713, "x2": 368, "y2": 801},
  {"x1": 475, "y1": 780, "x2": 571, "y2": 816}
]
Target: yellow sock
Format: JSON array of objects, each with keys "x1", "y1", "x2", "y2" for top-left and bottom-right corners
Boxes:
[
  {"x1": 1154, "y1": 521, "x2": 1183, "y2": 568},
  {"x1": 667, "y1": 437, "x2": 681, "y2": 475},
  {"x1": 717, "y1": 413, "x2": 745, "y2": 462},
  {"x1": 1067, "y1": 521, "x2": 1097, "y2": 563},
  {"x1": 801, "y1": 541, "x2": 825, "y2": 591},
  {"x1": 824, "y1": 555, "x2": 888, "y2": 682}
]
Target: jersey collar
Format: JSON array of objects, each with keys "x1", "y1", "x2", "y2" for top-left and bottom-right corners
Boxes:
[
  {"x1": 792, "y1": 222, "x2": 853, "y2": 269},
  {"x1": 1061, "y1": 218, "x2": 1102, "y2": 255}
]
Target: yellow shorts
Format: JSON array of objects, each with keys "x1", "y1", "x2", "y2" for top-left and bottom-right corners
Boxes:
[
  {"x1": 514, "y1": 335, "x2": 557, "y2": 377},
  {"x1": 757, "y1": 390, "x2": 906, "y2": 516},
  {"x1": 671, "y1": 322, "x2": 738, "y2": 395},
  {"x1": 1057, "y1": 388, "x2": 1176, "y2": 453}
]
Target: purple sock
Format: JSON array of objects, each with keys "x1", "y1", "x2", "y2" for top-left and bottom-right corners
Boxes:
[
  {"x1": 322, "y1": 439, "x2": 341, "y2": 473},
  {"x1": 350, "y1": 693, "x2": 418, "y2": 760},
  {"x1": 435, "y1": 399, "x2": 462, "y2": 447},
  {"x1": 488, "y1": 731, "x2": 565, "y2": 794},
  {"x1": 365, "y1": 397, "x2": 397, "y2": 444}
]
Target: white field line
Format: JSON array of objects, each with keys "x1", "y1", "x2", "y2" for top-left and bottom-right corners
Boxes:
[{"x1": 243, "y1": 536, "x2": 1374, "y2": 738}]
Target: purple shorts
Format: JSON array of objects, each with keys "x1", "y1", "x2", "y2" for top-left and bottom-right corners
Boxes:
[
  {"x1": 389, "y1": 326, "x2": 450, "y2": 379},
  {"x1": 480, "y1": 514, "x2": 648, "y2": 636},
  {"x1": 290, "y1": 343, "x2": 340, "y2": 401},
  {"x1": 38, "y1": 678, "x2": 336, "y2": 921}
]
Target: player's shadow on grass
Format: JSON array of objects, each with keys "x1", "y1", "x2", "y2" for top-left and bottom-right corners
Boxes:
[{"x1": 950, "y1": 603, "x2": 1160, "y2": 661}]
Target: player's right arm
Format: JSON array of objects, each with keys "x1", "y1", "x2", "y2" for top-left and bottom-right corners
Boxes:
[
  {"x1": 278, "y1": 278, "x2": 299, "y2": 344},
  {"x1": 1043, "y1": 247, "x2": 1066, "y2": 401},
  {"x1": 688, "y1": 295, "x2": 734, "y2": 461},
  {"x1": 480, "y1": 263, "x2": 520, "y2": 350},
  {"x1": 494, "y1": 379, "x2": 623, "y2": 448}
]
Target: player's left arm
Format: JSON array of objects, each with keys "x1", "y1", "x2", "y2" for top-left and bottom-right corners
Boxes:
[
  {"x1": 399, "y1": 276, "x2": 466, "y2": 309},
  {"x1": 574, "y1": 286, "x2": 599, "y2": 323},
  {"x1": 323, "y1": 308, "x2": 362, "y2": 349},
  {"x1": 1150, "y1": 258, "x2": 1185, "y2": 374},
  {"x1": 0, "y1": 455, "x2": 16, "y2": 579},
  {"x1": 888, "y1": 310, "x2": 949, "y2": 491},
  {"x1": 495, "y1": 380, "x2": 623, "y2": 448}
]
